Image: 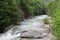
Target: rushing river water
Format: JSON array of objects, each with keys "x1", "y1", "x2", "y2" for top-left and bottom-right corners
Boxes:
[{"x1": 0, "y1": 15, "x2": 52, "y2": 40}]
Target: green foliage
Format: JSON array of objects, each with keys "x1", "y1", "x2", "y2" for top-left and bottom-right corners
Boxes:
[
  {"x1": 0, "y1": 0, "x2": 21, "y2": 32},
  {"x1": 0, "y1": 0, "x2": 49, "y2": 33},
  {"x1": 43, "y1": 17, "x2": 50, "y2": 24},
  {"x1": 20, "y1": 0, "x2": 47, "y2": 18},
  {"x1": 48, "y1": 0, "x2": 60, "y2": 40}
]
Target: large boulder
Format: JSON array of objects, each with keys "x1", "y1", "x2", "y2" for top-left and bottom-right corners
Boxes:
[{"x1": 20, "y1": 24, "x2": 50, "y2": 39}]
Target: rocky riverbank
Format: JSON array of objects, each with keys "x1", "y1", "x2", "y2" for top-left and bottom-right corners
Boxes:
[{"x1": 0, "y1": 15, "x2": 54, "y2": 40}]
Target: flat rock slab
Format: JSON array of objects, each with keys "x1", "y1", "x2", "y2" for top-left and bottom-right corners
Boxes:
[
  {"x1": 20, "y1": 15, "x2": 54, "y2": 40},
  {"x1": 20, "y1": 24, "x2": 51, "y2": 39},
  {"x1": 20, "y1": 33, "x2": 54, "y2": 40}
]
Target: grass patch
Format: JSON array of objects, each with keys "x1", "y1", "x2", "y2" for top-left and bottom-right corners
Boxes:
[{"x1": 43, "y1": 17, "x2": 50, "y2": 24}]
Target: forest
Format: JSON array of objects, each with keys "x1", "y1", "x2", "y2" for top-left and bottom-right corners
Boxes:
[{"x1": 0, "y1": 0, "x2": 60, "y2": 40}]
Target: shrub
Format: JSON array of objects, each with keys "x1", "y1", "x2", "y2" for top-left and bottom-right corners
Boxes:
[
  {"x1": 20, "y1": 0, "x2": 47, "y2": 18},
  {"x1": 0, "y1": 0, "x2": 21, "y2": 33},
  {"x1": 48, "y1": 0, "x2": 60, "y2": 40},
  {"x1": 43, "y1": 17, "x2": 50, "y2": 24}
]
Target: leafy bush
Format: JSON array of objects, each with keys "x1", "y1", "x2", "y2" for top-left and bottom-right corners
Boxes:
[
  {"x1": 48, "y1": 0, "x2": 60, "y2": 40},
  {"x1": 0, "y1": 0, "x2": 21, "y2": 33},
  {"x1": 20, "y1": 0, "x2": 47, "y2": 18},
  {"x1": 0, "y1": 0, "x2": 48, "y2": 33},
  {"x1": 43, "y1": 17, "x2": 50, "y2": 24}
]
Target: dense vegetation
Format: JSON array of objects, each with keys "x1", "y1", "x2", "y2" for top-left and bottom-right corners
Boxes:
[
  {"x1": 0, "y1": 0, "x2": 47, "y2": 33},
  {"x1": 20, "y1": 0, "x2": 47, "y2": 18},
  {"x1": 48, "y1": 0, "x2": 60, "y2": 40},
  {"x1": 0, "y1": 0, "x2": 21, "y2": 33}
]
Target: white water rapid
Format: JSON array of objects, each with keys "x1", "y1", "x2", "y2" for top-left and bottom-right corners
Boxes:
[{"x1": 0, "y1": 15, "x2": 53, "y2": 40}]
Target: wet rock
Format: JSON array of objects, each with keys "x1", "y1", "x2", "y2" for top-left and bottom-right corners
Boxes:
[
  {"x1": 20, "y1": 33, "x2": 54, "y2": 40},
  {"x1": 20, "y1": 25, "x2": 50, "y2": 39}
]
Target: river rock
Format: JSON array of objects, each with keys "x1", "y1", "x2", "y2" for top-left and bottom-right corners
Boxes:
[{"x1": 20, "y1": 25, "x2": 50, "y2": 39}]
